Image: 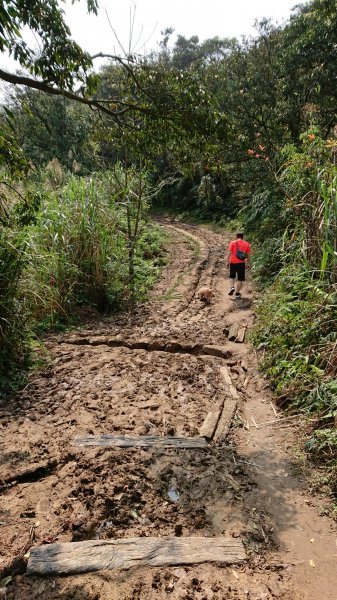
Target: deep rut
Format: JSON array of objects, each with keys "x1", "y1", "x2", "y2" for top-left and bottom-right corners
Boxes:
[{"x1": 0, "y1": 222, "x2": 336, "y2": 600}]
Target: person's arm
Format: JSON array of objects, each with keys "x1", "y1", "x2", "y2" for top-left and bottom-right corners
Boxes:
[
  {"x1": 246, "y1": 244, "x2": 251, "y2": 269},
  {"x1": 227, "y1": 243, "x2": 232, "y2": 267}
]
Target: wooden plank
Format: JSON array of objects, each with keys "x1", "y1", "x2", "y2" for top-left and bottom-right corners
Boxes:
[
  {"x1": 199, "y1": 405, "x2": 223, "y2": 439},
  {"x1": 220, "y1": 366, "x2": 232, "y2": 386},
  {"x1": 27, "y1": 536, "x2": 246, "y2": 575},
  {"x1": 73, "y1": 435, "x2": 207, "y2": 449},
  {"x1": 200, "y1": 345, "x2": 231, "y2": 359},
  {"x1": 240, "y1": 359, "x2": 248, "y2": 372},
  {"x1": 235, "y1": 326, "x2": 247, "y2": 343},
  {"x1": 220, "y1": 367, "x2": 239, "y2": 399},
  {"x1": 213, "y1": 399, "x2": 237, "y2": 442},
  {"x1": 228, "y1": 323, "x2": 240, "y2": 341},
  {"x1": 228, "y1": 385, "x2": 239, "y2": 400}
]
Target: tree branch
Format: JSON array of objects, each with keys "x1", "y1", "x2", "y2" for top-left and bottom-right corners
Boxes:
[
  {"x1": 0, "y1": 68, "x2": 160, "y2": 118},
  {"x1": 91, "y1": 53, "x2": 159, "y2": 104}
]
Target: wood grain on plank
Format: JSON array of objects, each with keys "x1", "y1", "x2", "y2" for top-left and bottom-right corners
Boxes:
[
  {"x1": 27, "y1": 537, "x2": 246, "y2": 575},
  {"x1": 228, "y1": 323, "x2": 240, "y2": 341},
  {"x1": 213, "y1": 399, "x2": 237, "y2": 442},
  {"x1": 200, "y1": 345, "x2": 231, "y2": 359},
  {"x1": 220, "y1": 366, "x2": 232, "y2": 386},
  {"x1": 236, "y1": 325, "x2": 247, "y2": 343},
  {"x1": 199, "y1": 405, "x2": 223, "y2": 439},
  {"x1": 240, "y1": 359, "x2": 248, "y2": 372},
  {"x1": 228, "y1": 385, "x2": 239, "y2": 400},
  {"x1": 73, "y1": 435, "x2": 207, "y2": 449},
  {"x1": 220, "y1": 367, "x2": 239, "y2": 399}
]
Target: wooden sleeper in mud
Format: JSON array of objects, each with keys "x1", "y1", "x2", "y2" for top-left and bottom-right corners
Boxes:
[
  {"x1": 27, "y1": 536, "x2": 247, "y2": 575},
  {"x1": 73, "y1": 434, "x2": 208, "y2": 449}
]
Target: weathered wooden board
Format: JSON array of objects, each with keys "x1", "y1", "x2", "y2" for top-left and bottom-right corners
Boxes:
[
  {"x1": 240, "y1": 359, "x2": 248, "y2": 372},
  {"x1": 213, "y1": 399, "x2": 237, "y2": 442},
  {"x1": 220, "y1": 367, "x2": 239, "y2": 400},
  {"x1": 228, "y1": 323, "x2": 240, "y2": 341},
  {"x1": 199, "y1": 405, "x2": 223, "y2": 439},
  {"x1": 236, "y1": 326, "x2": 247, "y2": 343},
  {"x1": 73, "y1": 435, "x2": 207, "y2": 449},
  {"x1": 27, "y1": 536, "x2": 246, "y2": 575},
  {"x1": 228, "y1": 385, "x2": 239, "y2": 400},
  {"x1": 200, "y1": 345, "x2": 232, "y2": 359},
  {"x1": 220, "y1": 366, "x2": 232, "y2": 386}
]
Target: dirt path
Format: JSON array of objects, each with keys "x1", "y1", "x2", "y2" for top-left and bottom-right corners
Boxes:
[{"x1": 0, "y1": 222, "x2": 336, "y2": 600}]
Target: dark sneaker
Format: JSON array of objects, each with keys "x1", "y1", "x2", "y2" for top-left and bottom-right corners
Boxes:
[
  {"x1": 235, "y1": 292, "x2": 242, "y2": 298},
  {"x1": 228, "y1": 288, "x2": 235, "y2": 296}
]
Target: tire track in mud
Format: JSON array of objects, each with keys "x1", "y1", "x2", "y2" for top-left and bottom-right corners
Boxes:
[
  {"x1": 164, "y1": 224, "x2": 224, "y2": 309},
  {"x1": 1, "y1": 221, "x2": 336, "y2": 600},
  {"x1": 160, "y1": 225, "x2": 212, "y2": 316}
]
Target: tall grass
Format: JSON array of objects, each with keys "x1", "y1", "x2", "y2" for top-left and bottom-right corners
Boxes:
[
  {"x1": 0, "y1": 227, "x2": 28, "y2": 373},
  {"x1": 23, "y1": 175, "x2": 127, "y2": 325},
  {"x1": 0, "y1": 165, "x2": 167, "y2": 392},
  {"x1": 0, "y1": 178, "x2": 34, "y2": 385},
  {"x1": 318, "y1": 173, "x2": 337, "y2": 280},
  {"x1": 279, "y1": 131, "x2": 337, "y2": 281},
  {"x1": 251, "y1": 130, "x2": 337, "y2": 498}
]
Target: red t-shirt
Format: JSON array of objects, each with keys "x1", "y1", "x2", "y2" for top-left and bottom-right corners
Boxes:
[{"x1": 229, "y1": 239, "x2": 251, "y2": 264}]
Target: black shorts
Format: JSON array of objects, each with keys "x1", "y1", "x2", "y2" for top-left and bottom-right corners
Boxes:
[{"x1": 230, "y1": 262, "x2": 245, "y2": 281}]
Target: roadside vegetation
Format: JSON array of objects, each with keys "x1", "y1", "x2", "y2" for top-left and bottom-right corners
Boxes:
[
  {"x1": 0, "y1": 0, "x2": 336, "y2": 500},
  {"x1": 0, "y1": 162, "x2": 168, "y2": 394}
]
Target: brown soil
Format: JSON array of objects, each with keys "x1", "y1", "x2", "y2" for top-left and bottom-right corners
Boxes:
[{"x1": 0, "y1": 222, "x2": 336, "y2": 600}]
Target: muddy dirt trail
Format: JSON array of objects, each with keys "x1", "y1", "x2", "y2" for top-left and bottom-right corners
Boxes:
[{"x1": 0, "y1": 222, "x2": 336, "y2": 600}]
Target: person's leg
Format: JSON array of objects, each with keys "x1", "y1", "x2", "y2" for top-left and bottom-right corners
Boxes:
[
  {"x1": 236, "y1": 264, "x2": 245, "y2": 296},
  {"x1": 229, "y1": 264, "x2": 236, "y2": 295}
]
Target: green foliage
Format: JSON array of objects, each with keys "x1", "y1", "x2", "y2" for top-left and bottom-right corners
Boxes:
[
  {"x1": 0, "y1": 224, "x2": 28, "y2": 372},
  {"x1": 306, "y1": 380, "x2": 337, "y2": 417},
  {"x1": 0, "y1": 167, "x2": 167, "y2": 392},
  {"x1": 0, "y1": 178, "x2": 44, "y2": 394},
  {"x1": 133, "y1": 224, "x2": 168, "y2": 299},
  {"x1": 23, "y1": 169, "x2": 166, "y2": 320},
  {"x1": 278, "y1": 130, "x2": 337, "y2": 280},
  {"x1": 96, "y1": 57, "x2": 227, "y2": 170},
  {"x1": 252, "y1": 260, "x2": 337, "y2": 474},
  {"x1": 306, "y1": 429, "x2": 337, "y2": 461},
  {"x1": 0, "y1": 0, "x2": 97, "y2": 91},
  {"x1": 4, "y1": 89, "x2": 98, "y2": 170},
  {"x1": 254, "y1": 266, "x2": 328, "y2": 397},
  {"x1": 282, "y1": 0, "x2": 337, "y2": 132},
  {"x1": 24, "y1": 175, "x2": 124, "y2": 320},
  {"x1": 0, "y1": 114, "x2": 29, "y2": 176},
  {"x1": 0, "y1": 1, "x2": 101, "y2": 177}
]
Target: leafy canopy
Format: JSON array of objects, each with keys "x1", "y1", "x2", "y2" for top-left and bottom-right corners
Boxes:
[{"x1": 0, "y1": 1, "x2": 99, "y2": 90}]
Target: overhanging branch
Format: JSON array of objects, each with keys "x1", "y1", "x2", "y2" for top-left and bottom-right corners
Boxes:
[
  {"x1": 91, "y1": 53, "x2": 157, "y2": 104},
  {"x1": 0, "y1": 68, "x2": 156, "y2": 118}
]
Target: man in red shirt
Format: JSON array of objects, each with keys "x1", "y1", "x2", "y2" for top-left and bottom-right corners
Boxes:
[{"x1": 227, "y1": 232, "x2": 251, "y2": 298}]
